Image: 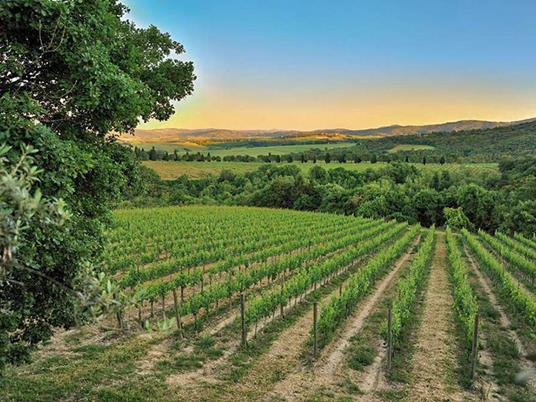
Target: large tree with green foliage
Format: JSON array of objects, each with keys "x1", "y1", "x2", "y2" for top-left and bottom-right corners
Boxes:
[{"x1": 0, "y1": 0, "x2": 194, "y2": 369}]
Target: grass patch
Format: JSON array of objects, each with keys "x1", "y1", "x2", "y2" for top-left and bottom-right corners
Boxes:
[
  {"x1": 0, "y1": 334, "x2": 179, "y2": 402},
  {"x1": 155, "y1": 334, "x2": 224, "y2": 375},
  {"x1": 348, "y1": 342, "x2": 376, "y2": 371}
]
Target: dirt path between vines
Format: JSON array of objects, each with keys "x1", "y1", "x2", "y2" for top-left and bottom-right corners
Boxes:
[
  {"x1": 408, "y1": 232, "x2": 474, "y2": 402},
  {"x1": 465, "y1": 246, "x2": 536, "y2": 394},
  {"x1": 266, "y1": 235, "x2": 422, "y2": 401}
]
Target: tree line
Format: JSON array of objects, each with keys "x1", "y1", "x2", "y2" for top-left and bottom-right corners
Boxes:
[{"x1": 135, "y1": 146, "x2": 446, "y2": 165}]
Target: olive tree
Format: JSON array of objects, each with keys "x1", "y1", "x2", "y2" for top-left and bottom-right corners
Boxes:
[{"x1": 0, "y1": 0, "x2": 195, "y2": 369}]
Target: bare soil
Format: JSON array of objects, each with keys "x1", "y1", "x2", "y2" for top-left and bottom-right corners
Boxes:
[{"x1": 408, "y1": 232, "x2": 475, "y2": 401}]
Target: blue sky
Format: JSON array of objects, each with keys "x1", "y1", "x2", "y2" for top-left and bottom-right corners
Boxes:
[{"x1": 125, "y1": 0, "x2": 536, "y2": 130}]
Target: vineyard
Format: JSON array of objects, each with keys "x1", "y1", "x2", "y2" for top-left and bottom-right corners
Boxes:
[{"x1": 3, "y1": 205, "x2": 536, "y2": 401}]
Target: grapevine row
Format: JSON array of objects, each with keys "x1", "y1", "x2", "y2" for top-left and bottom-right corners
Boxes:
[
  {"x1": 129, "y1": 219, "x2": 384, "y2": 292},
  {"x1": 495, "y1": 232, "x2": 536, "y2": 262},
  {"x1": 462, "y1": 229, "x2": 536, "y2": 341},
  {"x1": 387, "y1": 226, "x2": 435, "y2": 348},
  {"x1": 514, "y1": 232, "x2": 536, "y2": 252},
  {"x1": 244, "y1": 222, "x2": 411, "y2": 327},
  {"x1": 109, "y1": 212, "x2": 340, "y2": 273},
  {"x1": 135, "y1": 220, "x2": 399, "y2": 318},
  {"x1": 478, "y1": 230, "x2": 536, "y2": 285},
  {"x1": 314, "y1": 224, "x2": 420, "y2": 349},
  {"x1": 446, "y1": 227, "x2": 478, "y2": 351},
  {"x1": 177, "y1": 221, "x2": 399, "y2": 319}
]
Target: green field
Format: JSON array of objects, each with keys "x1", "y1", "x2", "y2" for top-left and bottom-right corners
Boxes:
[
  {"x1": 387, "y1": 144, "x2": 436, "y2": 153},
  {"x1": 143, "y1": 160, "x2": 499, "y2": 180}
]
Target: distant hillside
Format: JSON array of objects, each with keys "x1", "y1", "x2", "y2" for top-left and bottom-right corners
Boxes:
[
  {"x1": 328, "y1": 120, "x2": 536, "y2": 163},
  {"x1": 119, "y1": 117, "x2": 536, "y2": 147}
]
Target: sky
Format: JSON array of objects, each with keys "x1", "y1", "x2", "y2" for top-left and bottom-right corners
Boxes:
[{"x1": 125, "y1": 0, "x2": 536, "y2": 130}]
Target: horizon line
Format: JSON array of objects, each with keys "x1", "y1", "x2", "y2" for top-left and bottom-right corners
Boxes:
[{"x1": 133, "y1": 115, "x2": 536, "y2": 133}]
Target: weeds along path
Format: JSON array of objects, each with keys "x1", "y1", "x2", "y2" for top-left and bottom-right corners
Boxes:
[
  {"x1": 465, "y1": 246, "x2": 536, "y2": 394},
  {"x1": 408, "y1": 232, "x2": 473, "y2": 402},
  {"x1": 269, "y1": 235, "x2": 422, "y2": 401}
]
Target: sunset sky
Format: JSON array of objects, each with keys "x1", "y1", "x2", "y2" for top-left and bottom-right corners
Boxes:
[{"x1": 125, "y1": 0, "x2": 536, "y2": 130}]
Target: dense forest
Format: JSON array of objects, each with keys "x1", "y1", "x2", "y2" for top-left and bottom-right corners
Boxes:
[{"x1": 125, "y1": 156, "x2": 536, "y2": 236}]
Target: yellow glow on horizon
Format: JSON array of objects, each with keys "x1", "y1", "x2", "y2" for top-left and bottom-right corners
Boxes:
[{"x1": 139, "y1": 84, "x2": 536, "y2": 131}]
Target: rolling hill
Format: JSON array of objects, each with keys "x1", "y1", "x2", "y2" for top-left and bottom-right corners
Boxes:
[{"x1": 119, "y1": 117, "x2": 536, "y2": 148}]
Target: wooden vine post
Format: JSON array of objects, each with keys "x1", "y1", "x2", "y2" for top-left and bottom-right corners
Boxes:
[
  {"x1": 172, "y1": 288, "x2": 183, "y2": 338},
  {"x1": 240, "y1": 292, "x2": 247, "y2": 349},
  {"x1": 470, "y1": 313, "x2": 480, "y2": 380},
  {"x1": 161, "y1": 293, "x2": 166, "y2": 320},
  {"x1": 280, "y1": 282, "x2": 285, "y2": 318},
  {"x1": 313, "y1": 301, "x2": 318, "y2": 360},
  {"x1": 387, "y1": 305, "x2": 393, "y2": 370}
]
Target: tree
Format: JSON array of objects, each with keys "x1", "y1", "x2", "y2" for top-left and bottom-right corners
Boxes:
[
  {"x1": 441, "y1": 171, "x2": 452, "y2": 189},
  {"x1": 413, "y1": 189, "x2": 441, "y2": 227},
  {"x1": 0, "y1": 144, "x2": 74, "y2": 369},
  {"x1": 501, "y1": 200, "x2": 536, "y2": 236},
  {"x1": 309, "y1": 165, "x2": 328, "y2": 183},
  {"x1": 325, "y1": 152, "x2": 331, "y2": 164},
  {"x1": 149, "y1": 146, "x2": 158, "y2": 161},
  {"x1": 456, "y1": 184, "x2": 501, "y2": 232},
  {"x1": 444, "y1": 207, "x2": 473, "y2": 231},
  {"x1": 0, "y1": 0, "x2": 195, "y2": 369},
  {"x1": 431, "y1": 172, "x2": 441, "y2": 191}
]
